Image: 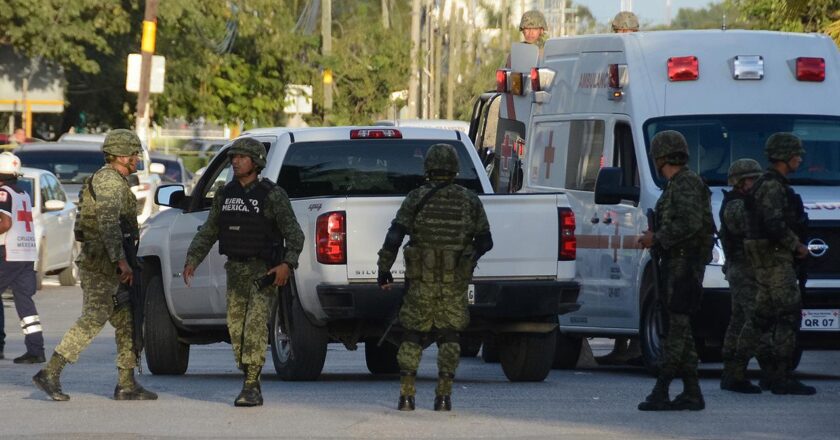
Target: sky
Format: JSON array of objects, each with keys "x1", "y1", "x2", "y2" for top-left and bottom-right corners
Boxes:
[{"x1": 576, "y1": 0, "x2": 718, "y2": 26}]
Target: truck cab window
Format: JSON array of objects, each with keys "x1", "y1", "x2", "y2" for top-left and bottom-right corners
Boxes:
[{"x1": 613, "y1": 122, "x2": 639, "y2": 188}]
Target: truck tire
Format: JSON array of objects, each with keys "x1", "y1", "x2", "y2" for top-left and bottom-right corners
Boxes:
[
  {"x1": 365, "y1": 341, "x2": 400, "y2": 374},
  {"x1": 270, "y1": 293, "x2": 328, "y2": 381},
  {"x1": 498, "y1": 328, "x2": 557, "y2": 382},
  {"x1": 640, "y1": 281, "x2": 665, "y2": 375},
  {"x1": 482, "y1": 335, "x2": 500, "y2": 363},
  {"x1": 144, "y1": 274, "x2": 190, "y2": 375},
  {"x1": 553, "y1": 333, "x2": 583, "y2": 369},
  {"x1": 58, "y1": 243, "x2": 79, "y2": 286},
  {"x1": 459, "y1": 334, "x2": 482, "y2": 358}
]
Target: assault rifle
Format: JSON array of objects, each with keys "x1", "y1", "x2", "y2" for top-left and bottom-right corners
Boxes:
[{"x1": 645, "y1": 208, "x2": 662, "y2": 301}]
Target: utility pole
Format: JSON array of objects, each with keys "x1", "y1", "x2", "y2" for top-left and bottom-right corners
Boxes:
[
  {"x1": 381, "y1": 0, "x2": 390, "y2": 29},
  {"x1": 446, "y1": 7, "x2": 460, "y2": 120},
  {"x1": 408, "y1": 0, "x2": 421, "y2": 119},
  {"x1": 135, "y1": 0, "x2": 159, "y2": 143},
  {"x1": 322, "y1": 0, "x2": 333, "y2": 114}
]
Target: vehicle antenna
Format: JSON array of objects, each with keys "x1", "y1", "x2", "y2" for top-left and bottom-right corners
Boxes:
[{"x1": 722, "y1": 12, "x2": 727, "y2": 31}]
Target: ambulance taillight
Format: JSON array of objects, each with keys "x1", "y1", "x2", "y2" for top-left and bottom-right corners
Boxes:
[
  {"x1": 558, "y1": 208, "x2": 576, "y2": 261},
  {"x1": 796, "y1": 57, "x2": 825, "y2": 82},
  {"x1": 530, "y1": 67, "x2": 556, "y2": 92},
  {"x1": 667, "y1": 56, "x2": 699, "y2": 81},
  {"x1": 496, "y1": 69, "x2": 508, "y2": 92}
]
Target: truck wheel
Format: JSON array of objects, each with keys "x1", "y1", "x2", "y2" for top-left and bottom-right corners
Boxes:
[
  {"x1": 553, "y1": 333, "x2": 582, "y2": 369},
  {"x1": 58, "y1": 243, "x2": 80, "y2": 286},
  {"x1": 270, "y1": 293, "x2": 328, "y2": 381},
  {"x1": 640, "y1": 282, "x2": 665, "y2": 375},
  {"x1": 459, "y1": 334, "x2": 482, "y2": 358},
  {"x1": 144, "y1": 274, "x2": 190, "y2": 375},
  {"x1": 365, "y1": 341, "x2": 400, "y2": 374},
  {"x1": 498, "y1": 328, "x2": 557, "y2": 382},
  {"x1": 482, "y1": 335, "x2": 500, "y2": 363}
]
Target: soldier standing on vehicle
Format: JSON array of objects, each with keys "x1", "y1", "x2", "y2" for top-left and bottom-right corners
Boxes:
[
  {"x1": 743, "y1": 133, "x2": 815, "y2": 395},
  {"x1": 637, "y1": 131, "x2": 714, "y2": 411},
  {"x1": 33, "y1": 129, "x2": 156, "y2": 401},
  {"x1": 183, "y1": 137, "x2": 304, "y2": 407},
  {"x1": 611, "y1": 11, "x2": 640, "y2": 33},
  {"x1": 719, "y1": 159, "x2": 764, "y2": 394},
  {"x1": 377, "y1": 143, "x2": 493, "y2": 412},
  {"x1": 0, "y1": 152, "x2": 45, "y2": 364}
]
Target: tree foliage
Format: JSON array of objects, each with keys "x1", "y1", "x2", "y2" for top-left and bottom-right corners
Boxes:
[
  {"x1": 735, "y1": 0, "x2": 840, "y2": 44},
  {"x1": 670, "y1": 1, "x2": 745, "y2": 29}
]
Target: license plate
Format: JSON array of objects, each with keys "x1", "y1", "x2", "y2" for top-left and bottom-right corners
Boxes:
[
  {"x1": 800, "y1": 309, "x2": 840, "y2": 331},
  {"x1": 467, "y1": 284, "x2": 475, "y2": 305}
]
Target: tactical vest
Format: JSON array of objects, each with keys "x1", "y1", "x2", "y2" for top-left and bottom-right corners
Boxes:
[
  {"x1": 404, "y1": 184, "x2": 475, "y2": 284},
  {"x1": 718, "y1": 189, "x2": 747, "y2": 263},
  {"x1": 217, "y1": 179, "x2": 278, "y2": 260},
  {"x1": 74, "y1": 167, "x2": 138, "y2": 243},
  {"x1": 745, "y1": 171, "x2": 808, "y2": 242}
]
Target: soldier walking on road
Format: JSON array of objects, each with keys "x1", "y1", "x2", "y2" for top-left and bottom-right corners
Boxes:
[
  {"x1": 377, "y1": 143, "x2": 493, "y2": 412},
  {"x1": 638, "y1": 131, "x2": 714, "y2": 411},
  {"x1": 0, "y1": 152, "x2": 45, "y2": 364},
  {"x1": 33, "y1": 129, "x2": 156, "y2": 401},
  {"x1": 183, "y1": 137, "x2": 304, "y2": 407},
  {"x1": 719, "y1": 159, "x2": 764, "y2": 394},
  {"x1": 743, "y1": 133, "x2": 816, "y2": 395}
]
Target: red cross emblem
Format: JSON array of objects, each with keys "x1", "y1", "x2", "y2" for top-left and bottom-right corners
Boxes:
[
  {"x1": 500, "y1": 134, "x2": 513, "y2": 171},
  {"x1": 543, "y1": 132, "x2": 555, "y2": 179},
  {"x1": 17, "y1": 200, "x2": 33, "y2": 232}
]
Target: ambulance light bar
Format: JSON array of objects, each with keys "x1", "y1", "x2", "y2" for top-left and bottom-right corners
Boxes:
[
  {"x1": 796, "y1": 57, "x2": 825, "y2": 82},
  {"x1": 530, "y1": 67, "x2": 556, "y2": 92},
  {"x1": 350, "y1": 129, "x2": 402, "y2": 139},
  {"x1": 667, "y1": 56, "x2": 699, "y2": 81},
  {"x1": 732, "y1": 55, "x2": 764, "y2": 80}
]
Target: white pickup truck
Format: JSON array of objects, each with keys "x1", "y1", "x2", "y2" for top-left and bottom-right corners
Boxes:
[{"x1": 139, "y1": 126, "x2": 580, "y2": 382}]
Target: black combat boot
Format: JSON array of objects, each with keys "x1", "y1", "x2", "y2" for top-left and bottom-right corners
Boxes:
[
  {"x1": 398, "y1": 395, "x2": 416, "y2": 411},
  {"x1": 771, "y1": 377, "x2": 816, "y2": 395},
  {"x1": 114, "y1": 368, "x2": 158, "y2": 400},
  {"x1": 33, "y1": 352, "x2": 70, "y2": 401},
  {"x1": 671, "y1": 376, "x2": 705, "y2": 411},
  {"x1": 234, "y1": 365, "x2": 263, "y2": 407},
  {"x1": 434, "y1": 395, "x2": 452, "y2": 411},
  {"x1": 14, "y1": 352, "x2": 46, "y2": 364},
  {"x1": 638, "y1": 376, "x2": 673, "y2": 411}
]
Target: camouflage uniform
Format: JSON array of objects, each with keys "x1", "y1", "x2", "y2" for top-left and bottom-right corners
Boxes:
[
  {"x1": 719, "y1": 159, "x2": 764, "y2": 393},
  {"x1": 639, "y1": 131, "x2": 714, "y2": 411},
  {"x1": 743, "y1": 133, "x2": 815, "y2": 395},
  {"x1": 186, "y1": 137, "x2": 304, "y2": 406},
  {"x1": 34, "y1": 129, "x2": 156, "y2": 401},
  {"x1": 612, "y1": 11, "x2": 640, "y2": 32},
  {"x1": 377, "y1": 144, "x2": 493, "y2": 411}
]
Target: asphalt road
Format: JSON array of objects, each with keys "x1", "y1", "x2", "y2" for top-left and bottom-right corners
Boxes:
[{"x1": 2, "y1": 280, "x2": 839, "y2": 440}]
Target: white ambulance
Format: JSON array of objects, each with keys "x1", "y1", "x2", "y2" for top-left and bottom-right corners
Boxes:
[{"x1": 475, "y1": 30, "x2": 840, "y2": 371}]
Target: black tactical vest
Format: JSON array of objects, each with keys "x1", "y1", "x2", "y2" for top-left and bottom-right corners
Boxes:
[
  {"x1": 719, "y1": 189, "x2": 747, "y2": 262},
  {"x1": 217, "y1": 179, "x2": 278, "y2": 260},
  {"x1": 746, "y1": 171, "x2": 808, "y2": 242}
]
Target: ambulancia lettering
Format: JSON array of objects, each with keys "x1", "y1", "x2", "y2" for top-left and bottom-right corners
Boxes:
[{"x1": 578, "y1": 71, "x2": 610, "y2": 89}]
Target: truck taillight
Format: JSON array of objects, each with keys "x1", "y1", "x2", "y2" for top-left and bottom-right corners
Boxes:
[
  {"x1": 316, "y1": 211, "x2": 346, "y2": 264},
  {"x1": 796, "y1": 57, "x2": 825, "y2": 82},
  {"x1": 558, "y1": 208, "x2": 576, "y2": 261},
  {"x1": 668, "y1": 56, "x2": 699, "y2": 81},
  {"x1": 350, "y1": 129, "x2": 402, "y2": 139}
]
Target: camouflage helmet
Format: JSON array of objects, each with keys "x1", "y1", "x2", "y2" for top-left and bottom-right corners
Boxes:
[
  {"x1": 765, "y1": 132, "x2": 805, "y2": 162},
  {"x1": 612, "y1": 11, "x2": 640, "y2": 32},
  {"x1": 727, "y1": 158, "x2": 763, "y2": 186},
  {"x1": 519, "y1": 10, "x2": 547, "y2": 30},
  {"x1": 424, "y1": 143, "x2": 459, "y2": 176},
  {"x1": 649, "y1": 130, "x2": 689, "y2": 165},
  {"x1": 227, "y1": 137, "x2": 267, "y2": 168},
  {"x1": 102, "y1": 129, "x2": 142, "y2": 156}
]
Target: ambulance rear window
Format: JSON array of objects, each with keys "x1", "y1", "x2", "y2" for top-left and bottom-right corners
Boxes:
[{"x1": 644, "y1": 114, "x2": 840, "y2": 187}]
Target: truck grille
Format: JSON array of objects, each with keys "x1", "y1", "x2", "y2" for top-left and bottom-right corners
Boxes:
[{"x1": 805, "y1": 221, "x2": 840, "y2": 279}]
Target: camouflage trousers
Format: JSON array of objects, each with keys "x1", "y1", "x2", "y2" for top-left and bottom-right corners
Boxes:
[
  {"x1": 744, "y1": 249, "x2": 801, "y2": 381},
  {"x1": 659, "y1": 257, "x2": 704, "y2": 379},
  {"x1": 225, "y1": 259, "x2": 275, "y2": 371},
  {"x1": 397, "y1": 279, "x2": 468, "y2": 396},
  {"x1": 55, "y1": 263, "x2": 136, "y2": 369},
  {"x1": 721, "y1": 261, "x2": 764, "y2": 380}
]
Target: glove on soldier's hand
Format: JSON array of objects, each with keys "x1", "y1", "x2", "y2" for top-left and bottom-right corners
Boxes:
[{"x1": 377, "y1": 270, "x2": 394, "y2": 287}]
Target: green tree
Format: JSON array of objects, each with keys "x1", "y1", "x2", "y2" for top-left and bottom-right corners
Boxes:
[
  {"x1": 670, "y1": 1, "x2": 745, "y2": 29},
  {"x1": 735, "y1": 0, "x2": 840, "y2": 44}
]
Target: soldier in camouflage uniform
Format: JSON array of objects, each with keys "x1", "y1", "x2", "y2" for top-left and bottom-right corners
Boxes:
[
  {"x1": 743, "y1": 133, "x2": 815, "y2": 396},
  {"x1": 183, "y1": 137, "x2": 304, "y2": 407},
  {"x1": 519, "y1": 10, "x2": 548, "y2": 48},
  {"x1": 719, "y1": 159, "x2": 764, "y2": 394},
  {"x1": 377, "y1": 143, "x2": 493, "y2": 412},
  {"x1": 612, "y1": 11, "x2": 640, "y2": 33},
  {"x1": 638, "y1": 131, "x2": 714, "y2": 411},
  {"x1": 33, "y1": 129, "x2": 157, "y2": 402}
]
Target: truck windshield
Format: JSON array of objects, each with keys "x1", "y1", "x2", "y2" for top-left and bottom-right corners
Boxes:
[
  {"x1": 277, "y1": 139, "x2": 483, "y2": 197},
  {"x1": 644, "y1": 115, "x2": 840, "y2": 187},
  {"x1": 15, "y1": 150, "x2": 104, "y2": 184}
]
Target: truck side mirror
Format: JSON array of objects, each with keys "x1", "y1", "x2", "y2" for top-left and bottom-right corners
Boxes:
[
  {"x1": 595, "y1": 167, "x2": 640, "y2": 205},
  {"x1": 155, "y1": 184, "x2": 186, "y2": 209}
]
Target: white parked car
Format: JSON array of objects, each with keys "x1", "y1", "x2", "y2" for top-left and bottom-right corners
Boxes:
[{"x1": 16, "y1": 167, "x2": 78, "y2": 289}]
